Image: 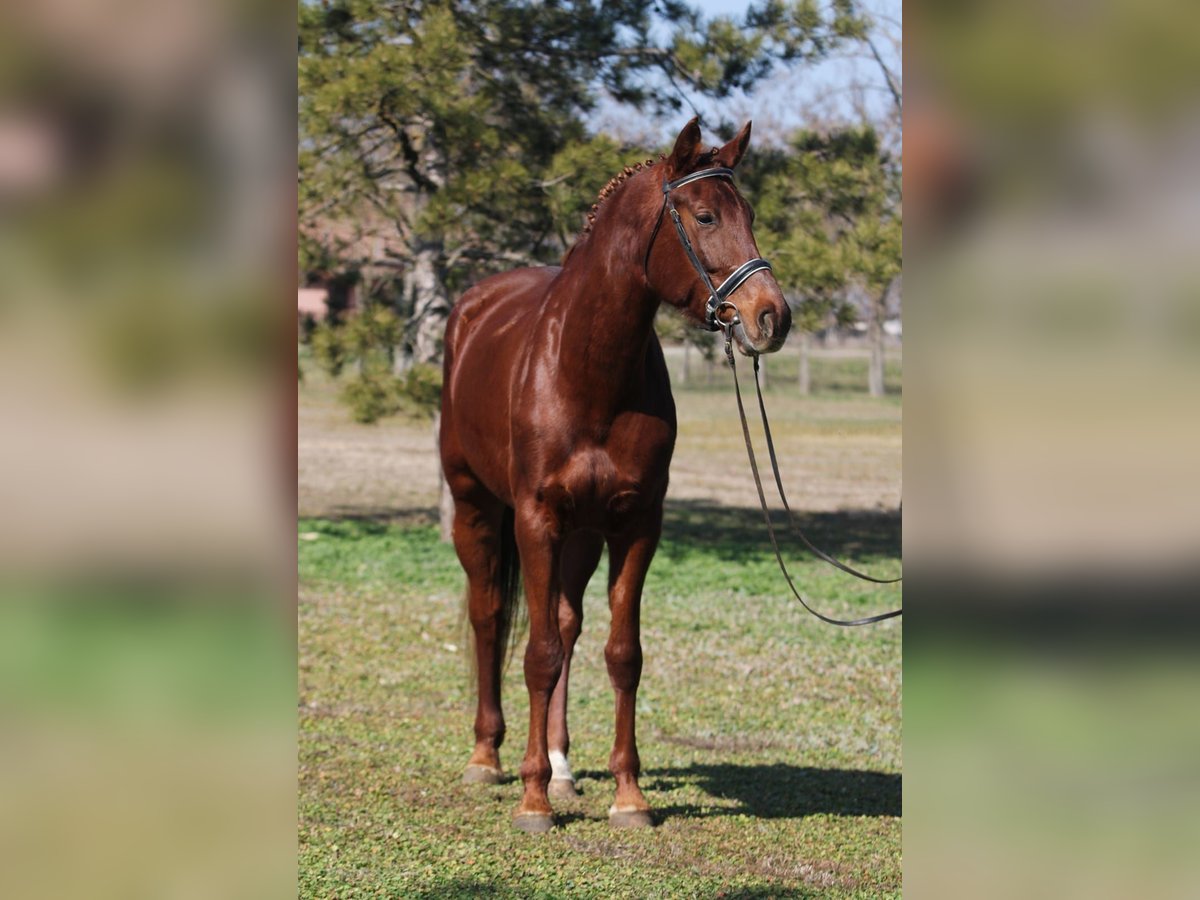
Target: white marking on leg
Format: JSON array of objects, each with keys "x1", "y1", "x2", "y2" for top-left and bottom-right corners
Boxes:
[{"x1": 549, "y1": 749, "x2": 573, "y2": 782}]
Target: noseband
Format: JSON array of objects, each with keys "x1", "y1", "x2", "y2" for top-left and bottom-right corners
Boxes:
[{"x1": 642, "y1": 167, "x2": 774, "y2": 333}]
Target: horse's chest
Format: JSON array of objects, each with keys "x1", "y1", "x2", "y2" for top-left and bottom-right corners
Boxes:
[{"x1": 535, "y1": 425, "x2": 673, "y2": 535}]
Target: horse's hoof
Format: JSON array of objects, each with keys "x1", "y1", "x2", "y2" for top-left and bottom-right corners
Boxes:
[
  {"x1": 462, "y1": 764, "x2": 504, "y2": 785},
  {"x1": 513, "y1": 812, "x2": 554, "y2": 833},
  {"x1": 548, "y1": 777, "x2": 579, "y2": 800},
  {"x1": 608, "y1": 808, "x2": 653, "y2": 829}
]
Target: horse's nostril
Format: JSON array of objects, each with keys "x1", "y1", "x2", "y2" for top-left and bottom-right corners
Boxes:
[{"x1": 758, "y1": 309, "x2": 775, "y2": 338}]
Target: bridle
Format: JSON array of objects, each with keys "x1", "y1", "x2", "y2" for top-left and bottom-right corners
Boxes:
[
  {"x1": 644, "y1": 164, "x2": 904, "y2": 627},
  {"x1": 642, "y1": 167, "x2": 773, "y2": 332}
]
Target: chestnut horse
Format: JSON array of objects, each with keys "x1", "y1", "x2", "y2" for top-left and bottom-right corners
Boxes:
[{"x1": 439, "y1": 118, "x2": 791, "y2": 832}]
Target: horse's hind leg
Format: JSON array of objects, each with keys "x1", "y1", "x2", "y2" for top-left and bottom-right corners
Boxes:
[
  {"x1": 547, "y1": 531, "x2": 603, "y2": 800},
  {"x1": 452, "y1": 491, "x2": 511, "y2": 784}
]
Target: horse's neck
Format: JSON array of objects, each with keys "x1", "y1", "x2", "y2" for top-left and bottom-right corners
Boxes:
[{"x1": 543, "y1": 187, "x2": 660, "y2": 414}]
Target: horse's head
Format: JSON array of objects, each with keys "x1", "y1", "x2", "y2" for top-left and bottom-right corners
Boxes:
[{"x1": 647, "y1": 118, "x2": 791, "y2": 355}]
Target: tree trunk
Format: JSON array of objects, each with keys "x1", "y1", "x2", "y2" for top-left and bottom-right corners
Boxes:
[
  {"x1": 868, "y1": 291, "x2": 886, "y2": 397},
  {"x1": 798, "y1": 330, "x2": 811, "y2": 395},
  {"x1": 392, "y1": 345, "x2": 410, "y2": 375},
  {"x1": 758, "y1": 352, "x2": 768, "y2": 389},
  {"x1": 682, "y1": 339, "x2": 690, "y2": 384},
  {"x1": 409, "y1": 241, "x2": 450, "y2": 365}
]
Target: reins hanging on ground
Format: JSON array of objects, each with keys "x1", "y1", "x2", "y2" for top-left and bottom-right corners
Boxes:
[
  {"x1": 750, "y1": 358, "x2": 902, "y2": 585},
  {"x1": 723, "y1": 328, "x2": 904, "y2": 627}
]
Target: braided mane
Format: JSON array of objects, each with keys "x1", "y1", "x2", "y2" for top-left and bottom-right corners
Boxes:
[
  {"x1": 579, "y1": 156, "x2": 659, "y2": 238},
  {"x1": 561, "y1": 147, "x2": 721, "y2": 265}
]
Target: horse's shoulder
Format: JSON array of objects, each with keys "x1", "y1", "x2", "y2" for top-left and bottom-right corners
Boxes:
[{"x1": 451, "y1": 268, "x2": 550, "y2": 333}]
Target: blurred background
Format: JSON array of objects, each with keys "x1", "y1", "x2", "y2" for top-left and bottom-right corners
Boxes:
[
  {"x1": 905, "y1": 0, "x2": 1200, "y2": 897},
  {"x1": 0, "y1": 1, "x2": 294, "y2": 897},
  {"x1": 3, "y1": 0, "x2": 1198, "y2": 894}
]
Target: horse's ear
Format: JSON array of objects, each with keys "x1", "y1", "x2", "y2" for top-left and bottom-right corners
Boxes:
[
  {"x1": 715, "y1": 121, "x2": 753, "y2": 169},
  {"x1": 666, "y1": 117, "x2": 703, "y2": 178}
]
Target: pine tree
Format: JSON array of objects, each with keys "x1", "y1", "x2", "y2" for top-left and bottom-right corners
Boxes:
[{"x1": 298, "y1": 0, "x2": 867, "y2": 417}]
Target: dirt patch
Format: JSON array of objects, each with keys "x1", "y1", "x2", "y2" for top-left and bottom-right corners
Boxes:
[{"x1": 299, "y1": 366, "x2": 901, "y2": 520}]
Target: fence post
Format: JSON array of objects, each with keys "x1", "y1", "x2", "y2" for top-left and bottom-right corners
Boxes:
[{"x1": 798, "y1": 332, "x2": 811, "y2": 395}]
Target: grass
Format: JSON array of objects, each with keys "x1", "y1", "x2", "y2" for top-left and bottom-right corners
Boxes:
[
  {"x1": 298, "y1": 508, "x2": 901, "y2": 897},
  {"x1": 299, "y1": 336, "x2": 901, "y2": 896}
]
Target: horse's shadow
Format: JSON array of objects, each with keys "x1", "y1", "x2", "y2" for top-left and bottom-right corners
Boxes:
[
  {"x1": 577, "y1": 762, "x2": 900, "y2": 820},
  {"x1": 659, "y1": 500, "x2": 901, "y2": 565},
  {"x1": 411, "y1": 881, "x2": 823, "y2": 899}
]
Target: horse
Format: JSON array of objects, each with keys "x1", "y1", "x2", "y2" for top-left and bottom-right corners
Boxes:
[{"x1": 438, "y1": 117, "x2": 792, "y2": 832}]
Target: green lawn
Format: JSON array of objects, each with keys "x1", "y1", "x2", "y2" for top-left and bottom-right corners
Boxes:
[{"x1": 298, "y1": 507, "x2": 901, "y2": 897}]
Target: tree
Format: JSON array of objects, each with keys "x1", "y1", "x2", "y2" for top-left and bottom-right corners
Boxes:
[
  {"x1": 298, "y1": 0, "x2": 868, "y2": 371},
  {"x1": 741, "y1": 125, "x2": 900, "y2": 395}
]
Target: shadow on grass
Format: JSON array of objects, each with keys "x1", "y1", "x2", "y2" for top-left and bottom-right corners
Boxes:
[
  {"x1": 659, "y1": 500, "x2": 901, "y2": 564},
  {"x1": 405, "y1": 879, "x2": 817, "y2": 899},
  {"x1": 405, "y1": 878, "x2": 500, "y2": 898},
  {"x1": 303, "y1": 506, "x2": 440, "y2": 531},
  {"x1": 410, "y1": 882, "x2": 823, "y2": 899},
  {"x1": 631, "y1": 763, "x2": 901, "y2": 820},
  {"x1": 302, "y1": 501, "x2": 900, "y2": 564}
]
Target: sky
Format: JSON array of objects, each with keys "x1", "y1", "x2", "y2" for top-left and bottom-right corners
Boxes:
[{"x1": 588, "y1": 0, "x2": 901, "y2": 147}]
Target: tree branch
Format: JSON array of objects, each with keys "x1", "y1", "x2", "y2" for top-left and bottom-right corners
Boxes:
[
  {"x1": 377, "y1": 97, "x2": 440, "y2": 193},
  {"x1": 864, "y1": 35, "x2": 902, "y2": 115}
]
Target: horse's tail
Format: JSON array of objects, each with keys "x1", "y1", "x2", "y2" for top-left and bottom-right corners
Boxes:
[{"x1": 495, "y1": 505, "x2": 526, "y2": 669}]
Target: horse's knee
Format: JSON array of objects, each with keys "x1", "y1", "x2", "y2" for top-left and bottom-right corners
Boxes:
[
  {"x1": 604, "y1": 639, "x2": 642, "y2": 691},
  {"x1": 524, "y1": 633, "x2": 564, "y2": 693}
]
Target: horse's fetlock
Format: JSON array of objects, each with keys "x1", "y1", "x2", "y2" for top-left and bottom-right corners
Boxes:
[
  {"x1": 519, "y1": 757, "x2": 552, "y2": 786},
  {"x1": 475, "y1": 710, "x2": 506, "y2": 746},
  {"x1": 609, "y1": 747, "x2": 641, "y2": 779}
]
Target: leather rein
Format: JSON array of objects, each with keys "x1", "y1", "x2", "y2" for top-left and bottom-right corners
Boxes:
[{"x1": 645, "y1": 165, "x2": 903, "y2": 627}]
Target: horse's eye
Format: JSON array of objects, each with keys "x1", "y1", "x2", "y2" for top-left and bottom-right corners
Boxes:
[{"x1": 696, "y1": 212, "x2": 716, "y2": 226}]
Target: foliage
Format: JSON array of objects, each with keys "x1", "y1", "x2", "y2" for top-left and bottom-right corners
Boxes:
[
  {"x1": 654, "y1": 306, "x2": 719, "y2": 360},
  {"x1": 399, "y1": 362, "x2": 443, "y2": 419},
  {"x1": 544, "y1": 135, "x2": 649, "y2": 253},
  {"x1": 298, "y1": 0, "x2": 871, "y2": 421},
  {"x1": 297, "y1": 0, "x2": 865, "y2": 270},
  {"x1": 308, "y1": 303, "x2": 444, "y2": 424},
  {"x1": 740, "y1": 125, "x2": 901, "y2": 333},
  {"x1": 339, "y1": 367, "x2": 401, "y2": 424},
  {"x1": 308, "y1": 319, "x2": 348, "y2": 378}
]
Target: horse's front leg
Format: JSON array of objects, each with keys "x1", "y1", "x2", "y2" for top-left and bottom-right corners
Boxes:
[
  {"x1": 604, "y1": 506, "x2": 662, "y2": 829},
  {"x1": 512, "y1": 500, "x2": 564, "y2": 832},
  {"x1": 547, "y1": 531, "x2": 603, "y2": 800}
]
